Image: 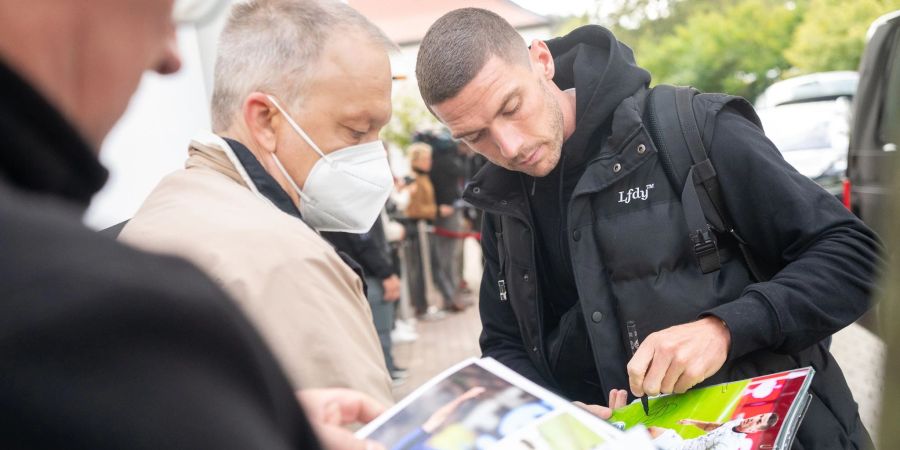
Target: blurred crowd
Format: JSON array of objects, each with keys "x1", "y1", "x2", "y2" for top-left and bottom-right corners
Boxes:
[{"x1": 323, "y1": 129, "x2": 489, "y2": 387}]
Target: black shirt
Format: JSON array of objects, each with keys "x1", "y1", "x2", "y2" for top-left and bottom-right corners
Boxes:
[{"x1": 527, "y1": 123, "x2": 610, "y2": 326}]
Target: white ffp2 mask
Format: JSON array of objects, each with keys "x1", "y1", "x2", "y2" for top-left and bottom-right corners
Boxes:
[{"x1": 267, "y1": 95, "x2": 393, "y2": 233}]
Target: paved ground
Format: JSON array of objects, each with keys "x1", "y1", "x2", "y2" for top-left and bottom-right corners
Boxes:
[
  {"x1": 391, "y1": 305, "x2": 482, "y2": 399},
  {"x1": 831, "y1": 322, "x2": 885, "y2": 439},
  {"x1": 391, "y1": 303, "x2": 886, "y2": 441}
]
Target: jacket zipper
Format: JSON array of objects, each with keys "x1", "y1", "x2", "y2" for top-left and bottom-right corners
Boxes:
[
  {"x1": 496, "y1": 226, "x2": 508, "y2": 302},
  {"x1": 470, "y1": 179, "x2": 547, "y2": 366}
]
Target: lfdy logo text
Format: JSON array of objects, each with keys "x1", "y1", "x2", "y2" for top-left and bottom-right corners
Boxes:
[{"x1": 618, "y1": 184, "x2": 655, "y2": 204}]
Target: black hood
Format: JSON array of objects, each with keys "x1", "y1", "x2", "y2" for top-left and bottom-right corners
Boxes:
[{"x1": 546, "y1": 25, "x2": 651, "y2": 154}]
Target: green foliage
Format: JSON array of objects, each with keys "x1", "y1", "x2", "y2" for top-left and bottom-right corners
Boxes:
[
  {"x1": 607, "y1": 0, "x2": 743, "y2": 52},
  {"x1": 786, "y1": 0, "x2": 900, "y2": 73},
  {"x1": 636, "y1": 0, "x2": 804, "y2": 100},
  {"x1": 577, "y1": 0, "x2": 900, "y2": 101},
  {"x1": 380, "y1": 83, "x2": 439, "y2": 152}
]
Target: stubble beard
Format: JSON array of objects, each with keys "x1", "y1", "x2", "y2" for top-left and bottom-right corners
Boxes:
[{"x1": 527, "y1": 80, "x2": 564, "y2": 178}]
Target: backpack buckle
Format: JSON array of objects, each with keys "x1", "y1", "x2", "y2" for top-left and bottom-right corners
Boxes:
[{"x1": 691, "y1": 226, "x2": 721, "y2": 274}]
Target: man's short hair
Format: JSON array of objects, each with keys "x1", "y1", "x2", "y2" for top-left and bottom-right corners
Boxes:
[
  {"x1": 210, "y1": 0, "x2": 395, "y2": 132},
  {"x1": 415, "y1": 8, "x2": 528, "y2": 107}
]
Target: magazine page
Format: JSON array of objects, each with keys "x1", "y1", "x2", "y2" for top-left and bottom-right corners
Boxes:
[
  {"x1": 357, "y1": 357, "x2": 643, "y2": 449},
  {"x1": 492, "y1": 410, "x2": 656, "y2": 450},
  {"x1": 609, "y1": 367, "x2": 815, "y2": 450}
]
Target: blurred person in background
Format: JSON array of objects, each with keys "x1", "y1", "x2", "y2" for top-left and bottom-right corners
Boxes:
[
  {"x1": 416, "y1": 130, "x2": 472, "y2": 312},
  {"x1": 403, "y1": 142, "x2": 438, "y2": 221},
  {"x1": 398, "y1": 141, "x2": 438, "y2": 317},
  {"x1": 118, "y1": 0, "x2": 395, "y2": 406},
  {"x1": 0, "y1": 0, "x2": 385, "y2": 448}
]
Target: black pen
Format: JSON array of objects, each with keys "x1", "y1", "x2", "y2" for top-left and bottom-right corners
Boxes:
[{"x1": 626, "y1": 320, "x2": 650, "y2": 415}]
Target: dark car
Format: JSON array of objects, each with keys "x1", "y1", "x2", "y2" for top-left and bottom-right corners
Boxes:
[{"x1": 846, "y1": 10, "x2": 900, "y2": 238}]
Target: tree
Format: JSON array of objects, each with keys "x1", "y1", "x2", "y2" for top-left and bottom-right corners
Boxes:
[
  {"x1": 380, "y1": 83, "x2": 439, "y2": 152},
  {"x1": 786, "y1": 0, "x2": 900, "y2": 73},
  {"x1": 602, "y1": 0, "x2": 743, "y2": 53},
  {"x1": 636, "y1": 0, "x2": 804, "y2": 100}
]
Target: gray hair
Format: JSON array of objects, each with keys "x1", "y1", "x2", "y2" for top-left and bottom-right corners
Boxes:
[
  {"x1": 210, "y1": 0, "x2": 395, "y2": 131},
  {"x1": 416, "y1": 8, "x2": 528, "y2": 107}
]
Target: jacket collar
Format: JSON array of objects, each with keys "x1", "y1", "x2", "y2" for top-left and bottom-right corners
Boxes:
[
  {"x1": 0, "y1": 59, "x2": 108, "y2": 208},
  {"x1": 463, "y1": 87, "x2": 651, "y2": 213},
  {"x1": 187, "y1": 132, "x2": 302, "y2": 220}
]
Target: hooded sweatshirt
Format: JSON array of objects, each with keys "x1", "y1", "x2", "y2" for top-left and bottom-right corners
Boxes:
[{"x1": 528, "y1": 27, "x2": 651, "y2": 326}]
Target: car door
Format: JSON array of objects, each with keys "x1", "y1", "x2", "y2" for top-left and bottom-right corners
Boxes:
[{"x1": 848, "y1": 11, "x2": 900, "y2": 237}]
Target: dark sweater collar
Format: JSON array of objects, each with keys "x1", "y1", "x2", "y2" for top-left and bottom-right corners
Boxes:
[
  {"x1": 222, "y1": 137, "x2": 303, "y2": 221},
  {"x1": 0, "y1": 59, "x2": 108, "y2": 208}
]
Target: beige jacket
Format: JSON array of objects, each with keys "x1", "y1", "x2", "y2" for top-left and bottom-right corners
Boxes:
[
  {"x1": 404, "y1": 175, "x2": 436, "y2": 220},
  {"x1": 119, "y1": 133, "x2": 393, "y2": 406}
]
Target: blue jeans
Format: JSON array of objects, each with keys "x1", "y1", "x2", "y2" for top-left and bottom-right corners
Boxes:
[{"x1": 365, "y1": 276, "x2": 397, "y2": 372}]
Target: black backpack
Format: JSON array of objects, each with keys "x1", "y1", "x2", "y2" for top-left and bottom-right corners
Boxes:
[{"x1": 644, "y1": 85, "x2": 770, "y2": 282}]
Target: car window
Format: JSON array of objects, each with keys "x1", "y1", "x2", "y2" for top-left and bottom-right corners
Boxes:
[
  {"x1": 879, "y1": 27, "x2": 900, "y2": 148},
  {"x1": 768, "y1": 119, "x2": 833, "y2": 151},
  {"x1": 760, "y1": 101, "x2": 850, "y2": 152}
]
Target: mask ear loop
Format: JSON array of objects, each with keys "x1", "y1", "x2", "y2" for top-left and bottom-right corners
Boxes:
[
  {"x1": 266, "y1": 94, "x2": 332, "y2": 165},
  {"x1": 270, "y1": 151, "x2": 316, "y2": 207}
]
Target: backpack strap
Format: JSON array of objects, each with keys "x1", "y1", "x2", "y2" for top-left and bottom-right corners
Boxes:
[{"x1": 647, "y1": 85, "x2": 769, "y2": 282}]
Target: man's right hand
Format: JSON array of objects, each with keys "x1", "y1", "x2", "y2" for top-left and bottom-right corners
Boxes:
[
  {"x1": 382, "y1": 275, "x2": 401, "y2": 302},
  {"x1": 439, "y1": 204, "x2": 454, "y2": 217},
  {"x1": 627, "y1": 317, "x2": 730, "y2": 397}
]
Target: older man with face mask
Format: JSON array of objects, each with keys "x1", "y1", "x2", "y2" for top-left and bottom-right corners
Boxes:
[
  {"x1": 119, "y1": 0, "x2": 396, "y2": 406},
  {"x1": 0, "y1": 0, "x2": 387, "y2": 448}
]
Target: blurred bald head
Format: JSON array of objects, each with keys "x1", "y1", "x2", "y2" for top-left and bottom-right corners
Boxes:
[{"x1": 0, "y1": 0, "x2": 182, "y2": 150}]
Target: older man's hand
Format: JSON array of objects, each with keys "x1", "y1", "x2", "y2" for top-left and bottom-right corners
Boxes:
[
  {"x1": 574, "y1": 389, "x2": 628, "y2": 420},
  {"x1": 382, "y1": 275, "x2": 401, "y2": 302},
  {"x1": 627, "y1": 316, "x2": 730, "y2": 397},
  {"x1": 296, "y1": 388, "x2": 386, "y2": 450}
]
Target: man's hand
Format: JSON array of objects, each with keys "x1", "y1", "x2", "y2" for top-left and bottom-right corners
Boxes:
[
  {"x1": 439, "y1": 204, "x2": 454, "y2": 217},
  {"x1": 573, "y1": 389, "x2": 628, "y2": 420},
  {"x1": 296, "y1": 388, "x2": 386, "y2": 450},
  {"x1": 627, "y1": 317, "x2": 730, "y2": 397},
  {"x1": 382, "y1": 275, "x2": 401, "y2": 302}
]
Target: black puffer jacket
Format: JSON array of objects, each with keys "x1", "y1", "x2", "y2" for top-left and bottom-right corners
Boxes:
[{"x1": 464, "y1": 26, "x2": 880, "y2": 449}]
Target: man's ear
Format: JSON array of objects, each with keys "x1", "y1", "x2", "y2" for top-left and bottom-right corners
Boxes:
[
  {"x1": 242, "y1": 92, "x2": 279, "y2": 153},
  {"x1": 528, "y1": 39, "x2": 555, "y2": 81}
]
